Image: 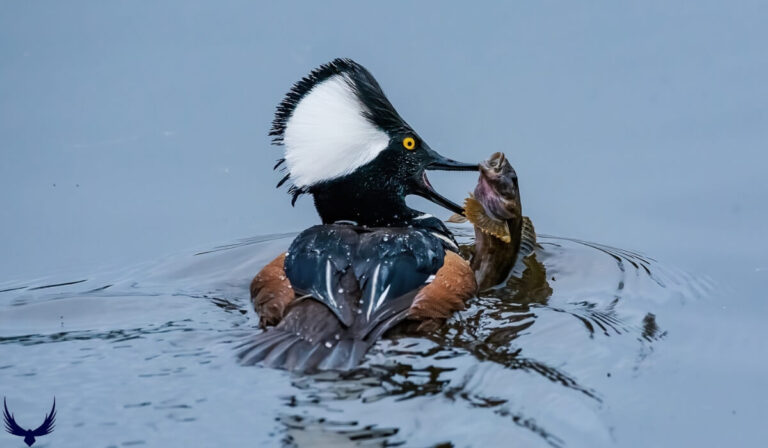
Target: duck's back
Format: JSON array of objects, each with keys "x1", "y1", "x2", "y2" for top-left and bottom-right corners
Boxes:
[{"x1": 239, "y1": 223, "x2": 451, "y2": 372}]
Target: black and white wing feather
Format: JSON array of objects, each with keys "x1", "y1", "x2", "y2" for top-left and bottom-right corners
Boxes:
[
  {"x1": 351, "y1": 228, "x2": 444, "y2": 338},
  {"x1": 283, "y1": 225, "x2": 359, "y2": 326},
  {"x1": 240, "y1": 224, "x2": 447, "y2": 372}
]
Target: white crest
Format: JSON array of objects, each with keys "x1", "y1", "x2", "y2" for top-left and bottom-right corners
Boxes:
[{"x1": 282, "y1": 73, "x2": 390, "y2": 187}]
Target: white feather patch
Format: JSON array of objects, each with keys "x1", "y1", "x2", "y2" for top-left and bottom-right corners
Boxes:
[
  {"x1": 431, "y1": 231, "x2": 459, "y2": 250},
  {"x1": 283, "y1": 74, "x2": 390, "y2": 187}
]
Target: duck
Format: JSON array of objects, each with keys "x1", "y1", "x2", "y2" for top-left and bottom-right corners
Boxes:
[{"x1": 242, "y1": 58, "x2": 479, "y2": 372}]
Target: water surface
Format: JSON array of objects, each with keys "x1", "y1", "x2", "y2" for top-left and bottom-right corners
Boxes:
[
  {"x1": 2, "y1": 225, "x2": 755, "y2": 447},
  {"x1": 2, "y1": 2, "x2": 767, "y2": 446}
]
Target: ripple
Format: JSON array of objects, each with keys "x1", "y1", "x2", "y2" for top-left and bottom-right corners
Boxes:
[
  {"x1": 0, "y1": 230, "x2": 715, "y2": 447},
  {"x1": 258, "y1": 230, "x2": 710, "y2": 446}
]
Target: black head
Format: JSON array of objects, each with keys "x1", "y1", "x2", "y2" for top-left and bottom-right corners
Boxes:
[{"x1": 270, "y1": 58, "x2": 477, "y2": 226}]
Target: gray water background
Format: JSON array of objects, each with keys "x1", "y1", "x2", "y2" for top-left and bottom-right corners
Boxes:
[{"x1": 1, "y1": 1, "x2": 767, "y2": 446}]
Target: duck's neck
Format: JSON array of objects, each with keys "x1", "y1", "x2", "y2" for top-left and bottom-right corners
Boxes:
[{"x1": 311, "y1": 183, "x2": 419, "y2": 227}]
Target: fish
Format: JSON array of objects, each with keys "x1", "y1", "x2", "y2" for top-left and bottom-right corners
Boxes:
[{"x1": 449, "y1": 152, "x2": 536, "y2": 290}]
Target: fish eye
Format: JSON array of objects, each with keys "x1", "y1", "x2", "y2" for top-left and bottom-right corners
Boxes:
[{"x1": 402, "y1": 137, "x2": 416, "y2": 151}]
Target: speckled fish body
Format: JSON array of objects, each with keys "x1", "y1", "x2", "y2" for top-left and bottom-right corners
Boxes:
[{"x1": 465, "y1": 152, "x2": 526, "y2": 290}]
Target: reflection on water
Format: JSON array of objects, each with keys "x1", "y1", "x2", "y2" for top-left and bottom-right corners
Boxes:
[
  {"x1": 0, "y1": 227, "x2": 718, "y2": 447},
  {"x1": 262, "y1": 224, "x2": 702, "y2": 447}
]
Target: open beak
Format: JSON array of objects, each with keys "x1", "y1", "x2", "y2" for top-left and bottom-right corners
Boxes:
[
  {"x1": 412, "y1": 150, "x2": 479, "y2": 215},
  {"x1": 412, "y1": 171, "x2": 465, "y2": 214},
  {"x1": 425, "y1": 151, "x2": 480, "y2": 172}
]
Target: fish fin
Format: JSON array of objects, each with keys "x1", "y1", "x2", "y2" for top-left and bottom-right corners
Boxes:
[
  {"x1": 446, "y1": 213, "x2": 468, "y2": 223},
  {"x1": 519, "y1": 216, "x2": 538, "y2": 254},
  {"x1": 464, "y1": 197, "x2": 511, "y2": 243}
]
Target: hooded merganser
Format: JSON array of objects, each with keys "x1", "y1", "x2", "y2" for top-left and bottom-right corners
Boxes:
[{"x1": 243, "y1": 58, "x2": 478, "y2": 372}]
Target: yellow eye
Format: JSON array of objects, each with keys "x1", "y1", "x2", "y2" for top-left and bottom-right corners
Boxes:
[{"x1": 403, "y1": 137, "x2": 416, "y2": 150}]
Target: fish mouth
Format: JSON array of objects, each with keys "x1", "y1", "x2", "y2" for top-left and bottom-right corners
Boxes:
[
  {"x1": 472, "y1": 151, "x2": 519, "y2": 222},
  {"x1": 480, "y1": 152, "x2": 506, "y2": 176}
]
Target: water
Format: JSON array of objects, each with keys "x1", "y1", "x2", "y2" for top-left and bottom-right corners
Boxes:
[
  {"x1": 0, "y1": 225, "x2": 757, "y2": 447},
  {"x1": 2, "y1": 2, "x2": 767, "y2": 446}
]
